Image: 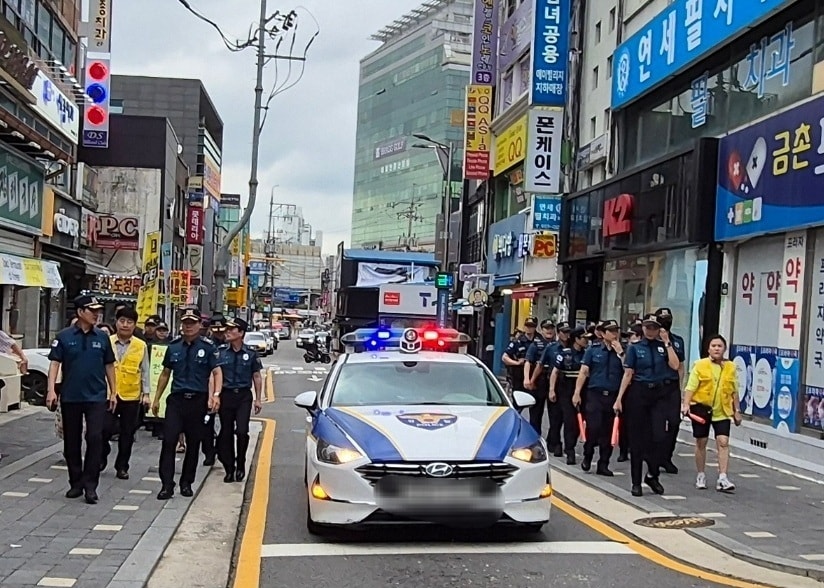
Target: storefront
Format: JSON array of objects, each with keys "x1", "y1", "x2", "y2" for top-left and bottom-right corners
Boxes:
[
  {"x1": 560, "y1": 139, "x2": 722, "y2": 364},
  {"x1": 715, "y1": 94, "x2": 824, "y2": 435},
  {"x1": 518, "y1": 194, "x2": 563, "y2": 323}
]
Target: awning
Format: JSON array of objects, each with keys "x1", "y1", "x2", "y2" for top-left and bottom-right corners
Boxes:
[
  {"x1": 84, "y1": 259, "x2": 117, "y2": 276},
  {"x1": 511, "y1": 287, "x2": 539, "y2": 300},
  {"x1": 0, "y1": 253, "x2": 63, "y2": 289},
  {"x1": 493, "y1": 274, "x2": 520, "y2": 287}
]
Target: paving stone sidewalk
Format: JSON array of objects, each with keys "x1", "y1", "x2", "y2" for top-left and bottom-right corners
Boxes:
[
  {"x1": 0, "y1": 406, "x2": 61, "y2": 468},
  {"x1": 0, "y1": 410, "x2": 214, "y2": 588},
  {"x1": 557, "y1": 427, "x2": 824, "y2": 580}
]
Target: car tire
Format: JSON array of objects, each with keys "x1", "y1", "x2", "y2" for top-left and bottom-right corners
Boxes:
[{"x1": 21, "y1": 371, "x2": 47, "y2": 406}]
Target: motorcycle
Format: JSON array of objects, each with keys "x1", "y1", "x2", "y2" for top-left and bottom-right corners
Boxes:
[{"x1": 303, "y1": 341, "x2": 331, "y2": 364}]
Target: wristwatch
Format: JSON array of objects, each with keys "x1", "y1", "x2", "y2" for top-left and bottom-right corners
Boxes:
[{"x1": 665, "y1": 343, "x2": 672, "y2": 348}]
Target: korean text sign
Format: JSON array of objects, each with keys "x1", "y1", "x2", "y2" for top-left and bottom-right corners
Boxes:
[
  {"x1": 716, "y1": 95, "x2": 824, "y2": 241},
  {"x1": 464, "y1": 85, "x2": 493, "y2": 179},
  {"x1": 471, "y1": 0, "x2": 498, "y2": 85},
  {"x1": 532, "y1": 195, "x2": 561, "y2": 231},
  {"x1": 530, "y1": 0, "x2": 570, "y2": 107},
  {"x1": 804, "y1": 231, "x2": 824, "y2": 430},
  {"x1": 525, "y1": 108, "x2": 563, "y2": 193},
  {"x1": 186, "y1": 206, "x2": 204, "y2": 245},
  {"x1": 611, "y1": 0, "x2": 790, "y2": 109}
]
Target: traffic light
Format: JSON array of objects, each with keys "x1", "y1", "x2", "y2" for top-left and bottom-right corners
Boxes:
[{"x1": 82, "y1": 56, "x2": 111, "y2": 148}]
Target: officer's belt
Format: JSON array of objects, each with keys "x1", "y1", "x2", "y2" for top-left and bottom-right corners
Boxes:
[
  {"x1": 222, "y1": 387, "x2": 251, "y2": 394},
  {"x1": 588, "y1": 388, "x2": 618, "y2": 396},
  {"x1": 559, "y1": 371, "x2": 579, "y2": 378},
  {"x1": 177, "y1": 391, "x2": 205, "y2": 399}
]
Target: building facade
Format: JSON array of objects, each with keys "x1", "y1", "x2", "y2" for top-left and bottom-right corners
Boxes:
[{"x1": 351, "y1": 0, "x2": 472, "y2": 251}]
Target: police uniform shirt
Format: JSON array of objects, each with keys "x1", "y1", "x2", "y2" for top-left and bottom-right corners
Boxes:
[
  {"x1": 623, "y1": 338, "x2": 669, "y2": 384},
  {"x1": 539, "y1": 339, "x2": 566, "y2": 370},
  {"x1": 162, "y1": 336, "x2": 220, "y2": 394},
  {"x1": 582, "y1": 342, "x2": 624, "y2": 392},
  {"x1": 504, "y1": 334, "x2": 535, "y2": 363},
  {"x1": 218, "y1": 344, "x2": 263, "y2": 389},
  {"x1": 552, "y1": 346, "x2": 585, "y2": 376},
  {"x1": 664, "y1": 331, "x2": 686, "y2": 380},
  {"x1": 525, "y1": 334, "x2": 549, "y2": 364},
  {"x1": 48, "y1": 325, "x2": 116, "y2": 402}
]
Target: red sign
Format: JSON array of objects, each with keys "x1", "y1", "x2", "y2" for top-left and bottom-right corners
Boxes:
[
  {"x1": 96, "y1": 214, "x2": 140, "y2": 250},
  {"x1": 603, "y1": 193, "x2": 634, "y2": 238},
  {"x1": 186, "y1": 206, "x2": 204, "y2": 245},
  {"x1": 382, "y1": 292, "x2": 400, "y2": 306}
]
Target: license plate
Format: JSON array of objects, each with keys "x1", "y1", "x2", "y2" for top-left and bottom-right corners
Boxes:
[{"x1": 375, "y1": 476, "x2": 503, "y2": 518}]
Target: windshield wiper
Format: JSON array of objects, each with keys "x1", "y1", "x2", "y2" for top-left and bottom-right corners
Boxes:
[{"x1": 415, "y1": 402, "x2": 453, "y2": 405}]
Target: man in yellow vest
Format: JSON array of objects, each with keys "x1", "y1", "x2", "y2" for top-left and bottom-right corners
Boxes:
[{"x1": 102, "y1": 306, "x2": 150, "y2": 480}]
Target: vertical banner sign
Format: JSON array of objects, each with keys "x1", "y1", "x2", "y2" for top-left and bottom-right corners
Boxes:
[
  {"x1": 804, "y1": 231, "x2": 824, "y2": 430},
  {"x1": 186, "y1": 206, "x2": 204, "y2": 245},
  {"x1": 463, "y1": 85, "x2": 492, "y2": 179},
  {"x1": 91, "y1": 0, "x2": 112, "y2": 52},
  {"x1": 525, "y1": 108, "x2": 563, "y2": 193},
  {"x1": 149, "y1": 343, "x2": 173, "y2": 419},
  {"x1": 530, "y1": 0, "x2": 570, "y2": 107},
  {"x1": 471, "y1": 0, "x2": 498, "y2": 85},
  {"x1": 136, "y1": 231, "x2": 160, "y2": 326},
  {"x1": 774, "y1": 231, "x2": 805, "y2": 431}
]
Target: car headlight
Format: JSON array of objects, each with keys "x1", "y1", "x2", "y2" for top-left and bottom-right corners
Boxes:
[
  {"x1": 316, "y1": 438, "x2": 363, "y2": 464},
  {"x1": 510, "y1": 441, "x2": 548, "y2": 463}
]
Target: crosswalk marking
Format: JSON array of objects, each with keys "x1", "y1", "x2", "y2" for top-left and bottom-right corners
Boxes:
[{"x1": 260, "y1": 541, "x2": 636, "y2": 558}]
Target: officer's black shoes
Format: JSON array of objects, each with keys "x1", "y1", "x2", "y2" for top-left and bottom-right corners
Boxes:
[
  {"x1": 566, "y1": 454, "x2": 576, "y2": 465},
  {"x1": 617, "y1": 453, "x2": 629, "y2": 463},
  {"x1": 203, "y1": 455, "x2": 216, "y2": 467},
  {"x1": 84, "y1": 490, "x2": 99, "y2": 504},
  {"x1": 66, "y1": 487, "x2": 83, "y2": 499},
  {"x1": 235, "y1": 468, "x2": 246, "y2": 482},
  {"x1": 581, "y1": 455, "x2": 592, "y2": 472},
  {"x1": 116, "y1": 470, "x2": 129, "y2": 480},
  {"x1": 223, "y1": 472, "x2": 235, "y2": 483},
  {"x1": 180, "y1": 484, "x2": 194, "y2": 497},
  {"x1": 644, "y1": 475, "x2": 665, "y2": 495},
  {"x1": 157, "y1": 487, "x2": 174, "y2": 500},
  {"x1": 596, "y1": 466, "x2": 614, "y2": 477},
  {"x1": 662, "y1": 461, "x2": 679, "y2": 474},
  {"x1": 631, "y1": 485, "x2": 643, "y2": 497}
]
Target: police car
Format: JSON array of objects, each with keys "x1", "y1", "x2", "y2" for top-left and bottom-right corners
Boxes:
[{"x1": 294, "y1": 327, "x2": 552, "y2": 534}]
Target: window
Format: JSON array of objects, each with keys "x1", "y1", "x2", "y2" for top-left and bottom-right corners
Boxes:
[
  {"x1": 595, "y1": 21, "x2": 601, "y2": 44},
  {"x1": 590, "y1": 116, "x2": 597, "y2": 138},
  {"x1": 36, "y1": 0, "x2": 50, "y2": 46},
  {"x1": 604, "y1": 108, "x2": 610, "y2": 132},
  {"x1": 609, "y1": 7, "x2": 616, "y2": 31},
  {"x1": 518, "y1": 56, "x2": 530, "y2": 96},
  {"x1": 593, "y1": 66, "x2": 599, "y2": 88},
  {"x1": 607, "y1": 55, "x2": 613, "y2": 78}
]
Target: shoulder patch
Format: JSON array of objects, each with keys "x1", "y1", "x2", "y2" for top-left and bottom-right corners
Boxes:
[
  {"x1": 51, "y1": 339, "x2": 59, "y2": 347},
  {"x1": 556, "y1": 354, "x2": 563, "y2": 362}
]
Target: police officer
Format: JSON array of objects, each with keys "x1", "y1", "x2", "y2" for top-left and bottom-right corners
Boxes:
[
  {"x1": 573, "y1": 320, "x2": 624, "y2": 476},
  {"x1": 655, "y1": 307, "x2": 685, "y2": 474},
  {"x1": 522, "y1": 320, "x2": 553, "y2": 440},
  {"x1": 536, "y1": 321, "x2": 571, "y2": 454},
  {"x1": 615, "y1": 321, "x2": 644, "y2": 462},
  {"x1": 502, "y1": 317, "x2": 539, "y2": 396},
  {"x1": 46, "y1": 295, "x2": 117, "y2": 504},
  {"x1": 151, "y1": 306, "x2": 222, "y2": 500},
  {"x1": 615, "y1": 313, "x2": 681, "y2": 497},
  {"x1": 201, "y1": 313, "x2": 228, "y2": 466},
  {"x1": 142, "y1": 315, "x2": 162, "y2": 346},
  {"x1": 549, "y1": 327, "x2": 588, "y2": 464},
  {"x1": 217, "y1": 318, "x2": 263, "y2": 483}
]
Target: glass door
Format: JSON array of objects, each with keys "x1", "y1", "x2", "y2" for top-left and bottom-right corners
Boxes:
[{"x1": 621, "y1": 279, "x2": 646, "y2": 328}]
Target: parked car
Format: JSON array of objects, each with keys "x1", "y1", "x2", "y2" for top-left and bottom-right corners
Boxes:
[
  {"x1": 260, "y1": 329, "x2": 279, "y2": 353},
  {"x1": 20, "y1": 348, "x2": 51, "y2": 406},
  {"x1": 244, "y1": 332, "x2": 269, "y2": 356},
  {"x1": 295, "y1": 328, "x2": 316, "y2": 349}
]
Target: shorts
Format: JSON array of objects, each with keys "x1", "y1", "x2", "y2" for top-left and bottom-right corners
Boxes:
[{"x1": 692, "y1": 417, "x2": 731, "y2": 439}]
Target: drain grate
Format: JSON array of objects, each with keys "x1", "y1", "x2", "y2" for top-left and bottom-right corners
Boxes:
[{"x1": 634, "y1": 516, "x2": 716, "y2": 530}]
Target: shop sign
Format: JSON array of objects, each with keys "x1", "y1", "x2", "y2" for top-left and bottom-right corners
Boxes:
[
  {"x1": 531, "y1": 233, "x2": 557, "y2": 258},
  {"x1": 525, "y1": 108, "x2": 562, "y2": 193},
  {"x1": 96, "y1": 214, "x2": 139, "y2": 250},
  {"x1": 187, "y1": 176, "x2": 203, "y2": 190},
  {"x1": 80, "y1": 208, "x2": 98, "y2": 247},
  {"x1": 374, "y1": 137, "x2": 407, "y2": 160},
  {"x1": 54, "y1": 207, "x2": 80, "y2": 242},
  {"x1": 0, "y1": 31, "x2": 39, "y2": 90},
  {"x1": 463, "y1": 85, "x2": 492, "y2": 180},
  {"x1": 248, "y1": 260, "x2": 267, "y2": 275},
  {"x1": 187, "y1": 244, "x2": 203, "y2": 280},
  {"x1": 530, "y1": 0, "x2": 570, "y2": 107},
  {"x1": 716, "y1": 94, "x2": 824, "y2": 241},
  {"x1": 90, "y1": 0, "x2": 112, "y2": 53},
  {"x1": 221, "y1": 193, "x2": 241, "y2": 208},
  {"x1": 204, "y1": 155, "x2": 221, "y2": 198},
  {"x1": 494, "y1": 115, "x2": 527, "y2": 173},
  {"x1": 0, "y1": 253, "x2": 62, "y2": 289},
  {"x1": 95, "y1": 275, "x2": 142, "y2": 296},
  {"x1": 486, "y1": 212, "x2": 526, "y2": 277},
  {"x1": 31, "y1": 71, "x2": 79, "y2": 143},
  {"x1": 498, "y1": 0, "x2": 532, "y2": 73},
  {"x1": 471, "y1": 0, "x2": 498, "y2": 85},
  {"x1": 611, "y1": 0, "x2": 789, "y2": 109},
  {"x1": 804, "y1": 230, "x2": 824, "y2": 430},
  {"x1": 576, "y1": 133, "x2": 608, "y2": 170},
  {"x1": 0, "y1": 143, "x2": 44, "y2": 233},
  {"x1": 603, "y1": 193, "x2": 634, "y2": 237},
  {"x1": 186, "y1": 206, "x2": 204, "y2": 245},
  {"x1": 532, "y1": 194, "x2": 561, "y2": 231},
  {"x1": 378, "y1": 284, "x2": 437, "y2": 316}
]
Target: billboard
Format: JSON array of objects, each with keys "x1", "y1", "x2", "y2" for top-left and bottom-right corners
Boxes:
[
  {"x1": 463, "y1": 85, "x2": 493, "y2": 180},
  {"x1": 471, "y1": 0, "x2": 499, "y2": 85},
  {"x1": 530, "y1": 0, "x2": 570, "y2": 107},
  {"x1": 96, "y1": 213, "x2": 139, "y2": 250}
]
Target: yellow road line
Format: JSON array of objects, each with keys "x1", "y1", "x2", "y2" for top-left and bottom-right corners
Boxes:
[
  {"x1": 265, "y1": 369, "x2": 275, "y2": 403},
  {"x1": 553, "y1": 496, "x2": 778, "y2": 588},
  {"x1": 232, "y1": 418, "x2": 276, "y2": 588}
]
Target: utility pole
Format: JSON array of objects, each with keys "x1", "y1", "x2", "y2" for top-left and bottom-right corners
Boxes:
[{"x1": 389, "y1": 196, "x2": 424, "y2": 249}]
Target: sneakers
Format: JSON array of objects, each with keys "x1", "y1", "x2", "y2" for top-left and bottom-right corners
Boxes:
[
  {"x1": 695, "y1": 472, "x2": 707, "y2": 490},
  {"x1": 716, "y1": 476, "x2": 736, "y2": 493}
]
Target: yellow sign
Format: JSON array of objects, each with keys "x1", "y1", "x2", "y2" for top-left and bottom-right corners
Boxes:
[
  {"x1": 149, "y1": 343, "x2": 173, "y2": 419},
  {"x1": 464, "y1": 85, "x2": 492, "y2": 180},
  {"x1": 41, "y1": 186, "x2": 55, "y2": 236},
  {"x1": 136, "y1": 231, "x2": 160, "y2": 326},
  {"x1": 495, "y1": 115, "x2": 527, "y2": 174},
  {"x1": 227, "y1": 287, "x2": 242, "y2": 306}
]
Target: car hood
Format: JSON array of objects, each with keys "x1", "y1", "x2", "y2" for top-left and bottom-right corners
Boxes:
[{"x1": 324, "y1": 405, "x2": 532, "y2": 462}]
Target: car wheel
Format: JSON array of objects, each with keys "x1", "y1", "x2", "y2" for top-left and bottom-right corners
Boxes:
[{"x1": 21, "y1": 371, "x2": 48, "y2": 406}]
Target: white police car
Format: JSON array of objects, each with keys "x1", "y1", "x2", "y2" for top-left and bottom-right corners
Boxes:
[{"x1": 294, "y1": 327, "x2": 552, "y2": 534}]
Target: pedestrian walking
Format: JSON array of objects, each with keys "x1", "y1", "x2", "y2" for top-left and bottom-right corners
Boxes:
[
  {"x1": 217, "y1": 318, "x2": 263, "y2": 483},
  {"x1": 574, "y1": 320, "x2": 624, "y2": 476},
  {"x1": 615, "y1": 313, "x2": 681, "y2": 497},
  {"x1": 655, "y1": 307, "x2": 685, "y2": 474},
  {"x1": 549, "y1": 327, "x2": 587, "y2": 464},
  {"x1": 682, "y1": 335, "x2": 742, "y2": 492},
  {"x1": 151, "y1": 306, "x2": 222, "y2": 500},
  {"x1": 46, "y1": 295, "x2": 117, "y2": 504},
  {"x1": 156, "y1": 322, "x2": 170, "y2": 341},
  {"x1": 102, "y1": 306, "x2": 150, "y2": 480},
  {"x1": 142, "y1": 315, "x2": 162, "y2": 346}
]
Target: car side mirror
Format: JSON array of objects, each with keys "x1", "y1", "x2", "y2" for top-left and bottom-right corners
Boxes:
[
  {"x1": 512, "y1": 391, "x2": 536, "y2": 409},
  {"x1": 294, "y1": 390, "x2": 318, "y2": 411}
]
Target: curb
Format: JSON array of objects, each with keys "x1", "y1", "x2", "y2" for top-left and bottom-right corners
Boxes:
[{"x1": 555, "y1": 453, "x2": 824, "y2": 582}]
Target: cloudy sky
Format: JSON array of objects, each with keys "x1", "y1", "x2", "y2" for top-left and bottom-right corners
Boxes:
[{"x1": 112, "y1": 0, "x2": 422, "y2": 254}]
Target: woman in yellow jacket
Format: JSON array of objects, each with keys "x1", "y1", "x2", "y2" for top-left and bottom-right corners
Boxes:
[{"x1": 682, "y1": 335, "x2": 742, "y2": 493}]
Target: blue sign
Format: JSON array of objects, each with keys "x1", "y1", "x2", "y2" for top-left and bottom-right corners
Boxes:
[
  {"x1": 188, "y1": 190, "x2": 204, "y2": 206},
  {"x1": 486, "y1": 213, "x2": 526, "y2": 278},
  {"x1": 532, "y1": 195, "x2": 561, "y2": 231},
  {"x1": 248, "y1": 261, "x2": 267, "y2": 275},
  {"x1": 82, "y1": 129, "x2": 108, "y2": 148},
  {"x1": 160, "y1": 243, "x2": 172, "y2": 273},
  {"x1": 530, "y1": 0, "x2": 570, "y2": 107},
  {"x1": 715, "y1": 95, "x2": 824, "y2": 241},
  {"x1": 274, "y1": 288, "x2": 303, "y2": 304},
  {"x1": 611, "y1": 0, "x2": 790, "y2": 109}
]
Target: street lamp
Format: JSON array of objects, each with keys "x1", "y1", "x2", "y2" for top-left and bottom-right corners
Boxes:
[{"x1": 412, "y1": 134, "x2": 454, "y2": 271}]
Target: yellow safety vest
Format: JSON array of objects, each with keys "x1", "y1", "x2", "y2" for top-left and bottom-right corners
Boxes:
[
  {"x1": 689, "y1": 358, "x2": 736, "y2": 418},
  {"x1": 110, "y1": 335, "x2": 147, "y2": 401}
]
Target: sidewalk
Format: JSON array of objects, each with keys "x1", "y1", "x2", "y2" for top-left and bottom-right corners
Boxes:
[
  {"x1": 555, "y1": 426, "x2": 824, "y2": 581},
  {"x1": 0, "y1": 408, "x2": 214, "y2": 588}
]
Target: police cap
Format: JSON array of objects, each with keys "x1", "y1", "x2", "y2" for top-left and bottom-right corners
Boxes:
[
  {"x1": 570, "y1": 327, "x2": 587, "y2": 339},
  {"x1": 179, "y1": 306, "x2": 201, "y2": 323},
  {"x1": 225, "y1": 317, "x2": 249, "y2": 332},
  {"x1": 74, "y1": 294, "x2": 103, "y2": 311},
  {"x1": 524, "y1": 316, "x2": 538, "y2": 328},
  {"x1": 555, "y1": 320, "x2": 571, "y2": 332},
  {"x1": 599, "y1": 319, "x2": 621, "y2": 331},
  {"x1": 641, "y1": 313, "x2": 662, "y2": 327}
]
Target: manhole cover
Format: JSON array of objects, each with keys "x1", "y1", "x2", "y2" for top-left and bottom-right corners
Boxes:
[{"x1": 634, "y1": 516, "x2": 716, "y2": 530}]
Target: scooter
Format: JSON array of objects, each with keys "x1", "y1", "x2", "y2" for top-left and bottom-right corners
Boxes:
[{"x1": 303, "y1": 342, "x2": 331, "y2": 364}]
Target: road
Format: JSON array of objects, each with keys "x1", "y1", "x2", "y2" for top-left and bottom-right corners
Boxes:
[{"x1": 245, "y1": 342, "x2": 733, "y2": 588}]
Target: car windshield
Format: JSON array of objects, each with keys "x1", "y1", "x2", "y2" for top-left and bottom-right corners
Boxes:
[
  {"x1": 300, "y1": 329, "x2": 315, "y2": 336},
  {"x1": 330, "y1": 361, "x2": 507, "y2": 407},
  {"x1": 244, "y1": 333, "x2": 265, "y2": 342}
]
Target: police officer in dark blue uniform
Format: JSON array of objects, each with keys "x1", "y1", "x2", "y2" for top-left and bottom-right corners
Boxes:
[
  {"x1": 616, "y1": 321, "x2": 644, "y2": 462},
  {"x1": 201, "y1": 314, "x2": 227, "y2": 467},
  {"x1": 548, "y1": 327, "x2": 588, "y2": 464},
  {"x1": 573, "y1": 320, "x2": 624, "y2": 476},
  {"x1": 502, "y1": 317, "x2": 540, "y2": 395},
  {"x1": 151, "y1": 306, "x2": 222, "y2": 500},
  {"x1": 532, "y1": 321, "x2": 571, "y2": 454},
  {"x1": 46, "y1": 295, "x2": 117, "y2": 504},
  {"x1": 217, "y1": 318, "x2": 263, "y2": 483},
  {"x1": 655, "y1": 307, "x2": 685, "y2": 474},
  {"x1": 616, "y1": 313, "x2": 681, "y2": 496},
  {"x1": 522, "y1": 320, "x2": 553, "y2": 436}
]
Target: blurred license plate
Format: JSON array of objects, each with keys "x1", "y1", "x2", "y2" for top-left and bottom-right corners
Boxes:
[{"x1": 375, "y1": 476, "x2": 502, "y2": 516}]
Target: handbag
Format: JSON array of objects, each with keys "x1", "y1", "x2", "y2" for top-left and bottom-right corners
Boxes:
[{"x1": 690, "y1": 362, "x2": 724, "y2": 423}]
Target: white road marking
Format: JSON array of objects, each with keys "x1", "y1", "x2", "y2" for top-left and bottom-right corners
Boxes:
[
  {"x1": 50, "y1": 465, "x2": 68, "y2": 471},
  {"x1": 29, "y1": 477, "x2": 53, "y2": 483},
  {"x1": 738, "y1": 473, "x2": 759, "y2": 478},
  {"x1": 744, "y1": 531, "x2": 776, "y2": 538},
  {"x1": 698, "y1": 512, "x2": 726, "y2": 518},
  {"x1": 92, "y1": 524, "x2": 122, "y2": 532},
  {"x1": 677, "y1": 453, "x2": 693, "y2": 458},
  {"x1": 37, "y1": 578, "x2": 76, "y2": 587},
  {"x1": 660, "y1": 495, "x2": 686, "y2": 500},
  {"x1": 800, "y1": 554, "x2": 824, "y2": 561},
  {"x1": 776, "y1": 485, "x2": 800, "y2": 491},
  {"x1": 69, "y1": 547, "x2": 103, "y2": 556},
  {"x1": 2, "y1": 491, "x2": 29, "y2": 497},
  {"x1": 129, "y1": 489, "x2": 152, "y2": 495},
  {"x1": 113, "y1": 505, "x2": 139, "y2": 511},
  {"x1": 260, "y1": 541, "x2": 636, "y2": 558},
  {"x1": 142, "y1": 476, "x2": 162, "y2": 482}
]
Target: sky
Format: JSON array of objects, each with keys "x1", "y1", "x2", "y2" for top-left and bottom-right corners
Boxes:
[{"x1": 111, "y1": 0, "x2": 423, "y2": 254}]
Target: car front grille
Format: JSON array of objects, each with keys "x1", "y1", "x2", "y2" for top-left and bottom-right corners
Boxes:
[{"x1": 355, "y1": 462, "x2": 518, "y2": 486}]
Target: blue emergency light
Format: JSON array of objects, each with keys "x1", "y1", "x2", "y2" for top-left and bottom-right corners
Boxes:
[{"x1": 340, "y1": 327, "x2": 471, "y2": 354}]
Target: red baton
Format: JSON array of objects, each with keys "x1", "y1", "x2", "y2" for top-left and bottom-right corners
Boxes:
[
  {"x1": 611, "y1": 416, "x2": 621, "y2": 447},
  {"x1": 577, "y1": 412, "x2": 586, "y2": 443},
  {"x1": 688, "y1": 412, "x2": 707, "y2": 425}
]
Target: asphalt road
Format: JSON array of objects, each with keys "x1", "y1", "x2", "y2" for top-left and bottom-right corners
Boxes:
[{"x1": 249, "y1": 343, "x2": 729, "y2": 588}]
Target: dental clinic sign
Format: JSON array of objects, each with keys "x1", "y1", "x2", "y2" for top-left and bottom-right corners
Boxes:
[
  {"x1": 611, "y1": 0, "x2": 791, "y2": 109},
  {"x1": 31, "y1": 71, "x2": 79, "y2": 144}
]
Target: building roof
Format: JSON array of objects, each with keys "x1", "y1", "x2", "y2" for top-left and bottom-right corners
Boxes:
[
  {"x1": 370, "y1": 0, "x2": 450, "y2": 44},
  {"x1": 343, "y1": 249, "x2": 437, "y2": 265}
]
